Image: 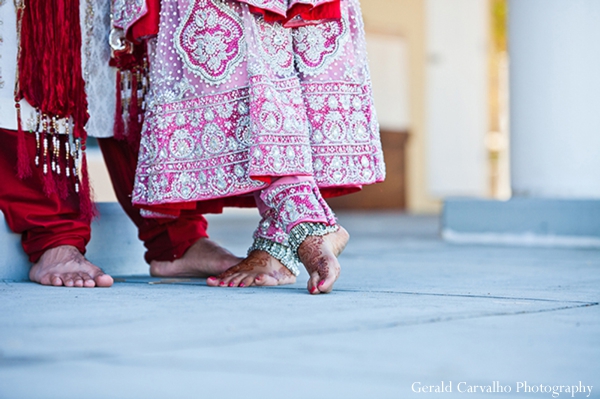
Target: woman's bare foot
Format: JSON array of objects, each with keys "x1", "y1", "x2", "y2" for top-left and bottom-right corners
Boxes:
[
  {"x1": 150, "y1": 238, "x2": 242, "y2": 278},
  {"x1": 206, "y1": 250, "x2": 296, "y2": 288},
  {"x1": 29, "y1": 245, "x2": 114, "y2": 288},
  {"x1": 298, "y1": 226, "x2": 349, "y2": 295}
]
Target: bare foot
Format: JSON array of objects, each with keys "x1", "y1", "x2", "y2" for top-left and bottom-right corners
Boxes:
[
  {"x1": 29, "y1": 245, "x2": 113, "y2": 288},
  {"x1": 298, "y1": 226, "x2": 349, "y2": 295},
  {"x1": 206, "y1": 250, "x2": 296, "y2": 288},
  {"x1": 150, "y1": 238, "x2": 242, "y2": 278}
]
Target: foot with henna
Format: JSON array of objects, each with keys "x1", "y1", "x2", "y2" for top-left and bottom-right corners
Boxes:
[
  {"x1": 206, "y1": 250, "x2": 297, "y2": 287},
  {"x1": 150, "y1": 238, "x2": 243, "y2": 278},
  {"x1": 207, "y1": 226, "x2": 349, "y2": 294},
  {"x1": 29, "y1": 245, "x2": 114, "y2": 287},
  {"x1": 299, "y1": 226, "x2": 349, "y2": 295}
]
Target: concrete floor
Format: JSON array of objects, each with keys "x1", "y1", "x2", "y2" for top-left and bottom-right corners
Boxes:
[{"x1": 0, "y1": 212, "x2": 598, "y2": 399}]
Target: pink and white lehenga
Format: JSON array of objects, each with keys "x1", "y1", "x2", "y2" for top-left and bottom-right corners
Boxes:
[{"x1": 112, "y1": 0, "x2": 385, "y2": 274}]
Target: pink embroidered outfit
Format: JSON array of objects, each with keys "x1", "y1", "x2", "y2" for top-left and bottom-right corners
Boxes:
[{"x1": 112, "y1": 0, "x2": 384, "y2": 274}]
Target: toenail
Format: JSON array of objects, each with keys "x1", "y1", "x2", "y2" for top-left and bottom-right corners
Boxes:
[
  {"x1": 219, "y1": 281, "x2": 225, "y2": 286},
  {"x1": 229, "y1": 282, "x2": 235, "y2": 287},
  {"x1": 239, "y1": 283, "x2": 245, "y2": 287},
  {"x1": 318, "y1": 280, "x2": 325, "y2": 287}
]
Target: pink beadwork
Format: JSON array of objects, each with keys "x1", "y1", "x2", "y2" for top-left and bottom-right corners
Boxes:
[
  {"x1": 175, "y1": 0, "x2": 246, "y2": 84},
  {"x1": 112, "y1": 0, "x2": 148, "y2": 33},
  {"x1": 253, "y1": 177, "x2": 335, "y2": 245},
  {"x1": 260, "y1": 178, "x2": 335, "y2": 232},
  {"x1": 237, "y1": 0, "x2": 287, "y2": 17},
  {"x1": 130, "y1": 0, "x2": 385, "y2": 207},
  {"x1": 293, "y1": 18, "x2": 346, "y2": 73}
]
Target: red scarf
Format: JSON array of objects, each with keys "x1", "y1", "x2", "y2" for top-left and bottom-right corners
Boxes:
[
  {"x1": 15, "y1": 0, "x2": 94, "y2": 222},
  {"x1": 16, "y1": 0, "x2": 88, "y2": 137}
]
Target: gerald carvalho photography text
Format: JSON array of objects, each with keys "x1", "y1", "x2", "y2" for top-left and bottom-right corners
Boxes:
[{"x1": 411, "y1": 381, "x2": 594, "y2": 397}]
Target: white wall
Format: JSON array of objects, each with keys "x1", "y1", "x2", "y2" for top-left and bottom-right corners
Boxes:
[
  {"x1": 366, "y1": 33, "x2": 410, "y2": 131},
  {"x1": 425, "y1": 0, "x2": 489, "y2": 198},
  {"x1": 509, "y1": 0, "x2": 600, "y2": 198},
  {"x1": 87, "y1": 147, "x2": 118, "y2": 202}
]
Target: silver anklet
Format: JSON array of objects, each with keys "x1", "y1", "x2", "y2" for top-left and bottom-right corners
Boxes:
[
  {"x1": 288, "y1": 222, "x2": 339, "y2": 254},
  {"x1": 248, "y1": 237, "x2": 301, "y2": 277}
]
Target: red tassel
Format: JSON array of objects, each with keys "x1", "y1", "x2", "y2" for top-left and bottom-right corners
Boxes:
[
  {"x1": 111, "y1": 40, "x2": 147, "y2": 146},
  {"x1": 17, "y1": 0, "x2": 90, "y2": 204},
  {"x1": 42, "y1": 167, "x2": 56, "y2": 198},
  {"x1": 56, "y1": 174, "x2": 69, "y2": 200},
  {"x1": 15, "y1": 104, "x2": 32, "y2": 179},
  {"x1": 128, "y1": 71, "x2": 141, "y2": 145},
  {"x1": 79, "y1": 150, "x2": 97, "y2": 223},
  {"x1": 19, "y1": 0, "x2": 89, "y2": 133},
  {"x1": 114, "y1": 71, "x2": 125, "y2": 140},
  {"x1": 56, "y1": 138, "x2": 69, "y2": 200}
]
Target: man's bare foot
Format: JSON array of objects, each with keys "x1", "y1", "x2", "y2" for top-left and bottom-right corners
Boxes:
[
  {"x1": 298, "y1": 226, "x2": 349, "y2": 295},
  {"x1": 29, "y1": 245, "x2": 113, "y2": 288},
  {"x1": 206, "y1": 250, "x2": 296, "y2": 287},
  {"x1": 150, "y1": 238, "x2": 242, "y2": 278}
]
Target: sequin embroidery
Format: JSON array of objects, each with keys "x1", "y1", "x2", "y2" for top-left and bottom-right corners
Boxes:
[
  {"x1": 130, "y1": 0, "x2": 385, "y2": 207},
  {"x1": 175, "y1": 0, "x2": 245, "y2": 84}
]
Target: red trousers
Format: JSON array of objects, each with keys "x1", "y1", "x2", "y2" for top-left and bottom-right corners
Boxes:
[
  {"x1": 0, "y1": 128, "x2": 209, "y2": 264},
  {"x1": 0, "y1": 128, "x2": 89, "y2": 262},
  {"x1": 97, "y1": 137, "x2": 209, "y2": 263}
]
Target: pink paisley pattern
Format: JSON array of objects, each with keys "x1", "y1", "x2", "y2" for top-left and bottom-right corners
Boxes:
[
  {"x1": 131, "y1": 0, "x2": 385, "y2": 207},
  {"x1": 293, "y1": 17, "x2": 346, "y2": 74},
  {"x1": 175, "y1": 0, "x2": 246, "y2": 83}
]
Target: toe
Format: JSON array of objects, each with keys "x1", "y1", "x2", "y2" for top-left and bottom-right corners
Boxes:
[
  {"x1": 239, "y1": 274, "x2": 255, "y2": 288},
  {"x1": 219, "y1": 271, "x2": 240, "y2": 287},
  {"x1": 316, "y1": 265, "x2": 339, "y2": 294},
  {"x1": 218, "y1": 278, "x2": 229, "y2": 287},
  {"x1": 82, "y1": 273, "x2": 96, "y2": 288},
  {"x1": 63, "y1": 274, "x2": 75, "y2": 287},
  {"x1": 228, "y1": 273, "x2": 247, "y2": 287},
  {"x1": 50, "y1": 275, "x2": 64, "y2": 287},
  {"x1": 73, "y1": 275, "x2": 84, "y2": 288},
  {"x1": 210, "y1": 267, "x2": 240, "y2": 287},
  {"x1": 149, "y1": 261, "x2": 166, "y2": 277},
  {"x1": 38, "y1": 274, "x2": 53, "y2": 285},
  {"x1": 94, "y1": 274, "x2": 113, "y2": 288},
  {"x1": 316, "y1": 276, "x2": 335, "y2": 293},
  {"x1": 307, "y1": 272, "x2": 320, "y2": 294},
  {"x1": 206, "y1": 276, "x2": 220, "y2": 287}
]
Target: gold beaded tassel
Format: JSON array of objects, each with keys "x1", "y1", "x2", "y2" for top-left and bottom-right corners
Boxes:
[
  {"x1": 138, "y1": 55, "x2": 149, "y2": 121},
  {"x1": 64, "y1": 121, "x2": 71, "y2": 178},
  {"x1": 54, "y1": 119, "x2": 61, "y2": 176},
  {"x1": 72, "y1": 137, "x2": 81, "y2": 194},
  {"x1": 121, "y1": 69, "x2": 131, "y2": 135},
  {"x1": 41, "y1": 116, "x2": 49, "y2": 176},
  {"x1": 50, "y1": 116, "x2": 57, "y2": 174},
  {"x1": 34, "y1": 113, "x2": 41, "y2": 167},
  {"x1": 135, "y1": 67, "x2": 142, "y2": 127}
]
